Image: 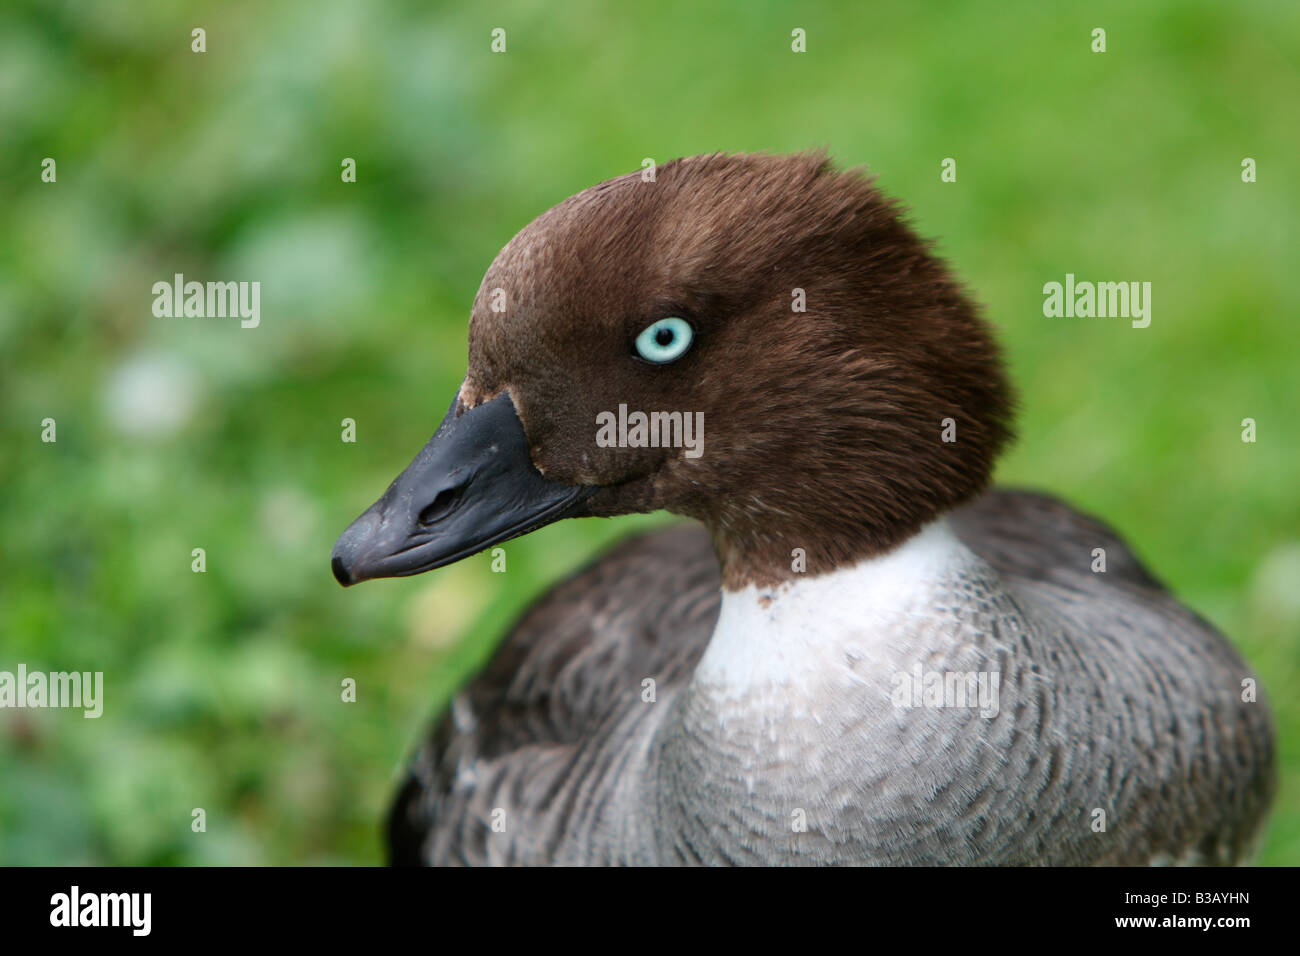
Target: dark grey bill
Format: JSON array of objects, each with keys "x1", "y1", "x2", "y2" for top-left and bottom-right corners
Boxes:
[{"x1": 331, "y1": 391, "x2": 594, "y2": 586}]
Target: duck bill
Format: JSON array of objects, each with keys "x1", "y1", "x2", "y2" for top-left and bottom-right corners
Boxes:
[{"x1": 331, "y1": 391, "x2": 594, "y2": 586}]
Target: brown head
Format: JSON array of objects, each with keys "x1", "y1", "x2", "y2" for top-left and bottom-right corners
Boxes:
[{"x1": 332, "y1": 152, "x2": 1014, "y2": 591}]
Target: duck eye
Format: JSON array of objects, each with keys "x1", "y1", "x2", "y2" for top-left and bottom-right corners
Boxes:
[{"x1": 634, "y1": 317, "x2": 694, "y2": 364}]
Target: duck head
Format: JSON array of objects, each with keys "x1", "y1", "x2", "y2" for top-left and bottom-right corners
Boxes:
[{"x1": 332, "y1": 151, "x2": 1014, "y2": 590}]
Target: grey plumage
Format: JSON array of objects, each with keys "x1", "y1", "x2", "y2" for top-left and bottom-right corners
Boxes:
[{"x1": 388, "y1": 490, "x2": 1275, "y2": 865}]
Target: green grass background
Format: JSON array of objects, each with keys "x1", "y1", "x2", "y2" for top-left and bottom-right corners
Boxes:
[{"x1": 1, "y1": 0, "x2": 1296, "y2": 864}]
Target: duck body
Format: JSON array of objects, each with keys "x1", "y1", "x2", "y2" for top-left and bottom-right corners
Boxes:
[
  {"x1": 388, "y1": 490, "x2": 1273, "y2": 865},
  {"x1": 332, "y1": 152, "x2": 1275, "y2": 866}
]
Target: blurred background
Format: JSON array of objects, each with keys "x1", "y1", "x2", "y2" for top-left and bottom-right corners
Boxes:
[{"x1": 0, "y1": 0, "x2": 1296, "y2": 864}]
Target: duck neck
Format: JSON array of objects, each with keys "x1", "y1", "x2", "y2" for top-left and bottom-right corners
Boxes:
[
  {"x1": 699, "y1": 491, "x2": 959, "y2": 592},
  {"x1": 644, "y1": 518, "x2": 1003, "y2": 863},
  {"x1": 694, "y1": 517, "x2": 973, "y2": 700}
]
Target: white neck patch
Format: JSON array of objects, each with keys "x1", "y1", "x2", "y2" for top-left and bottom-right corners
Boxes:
[{"x1": 693, "y1": 519, "x2": 979, "y2": 698}]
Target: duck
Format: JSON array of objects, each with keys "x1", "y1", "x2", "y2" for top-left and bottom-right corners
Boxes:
[{"x1": 331, "y1": 151, "x2": 1275, "y2": 866}]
